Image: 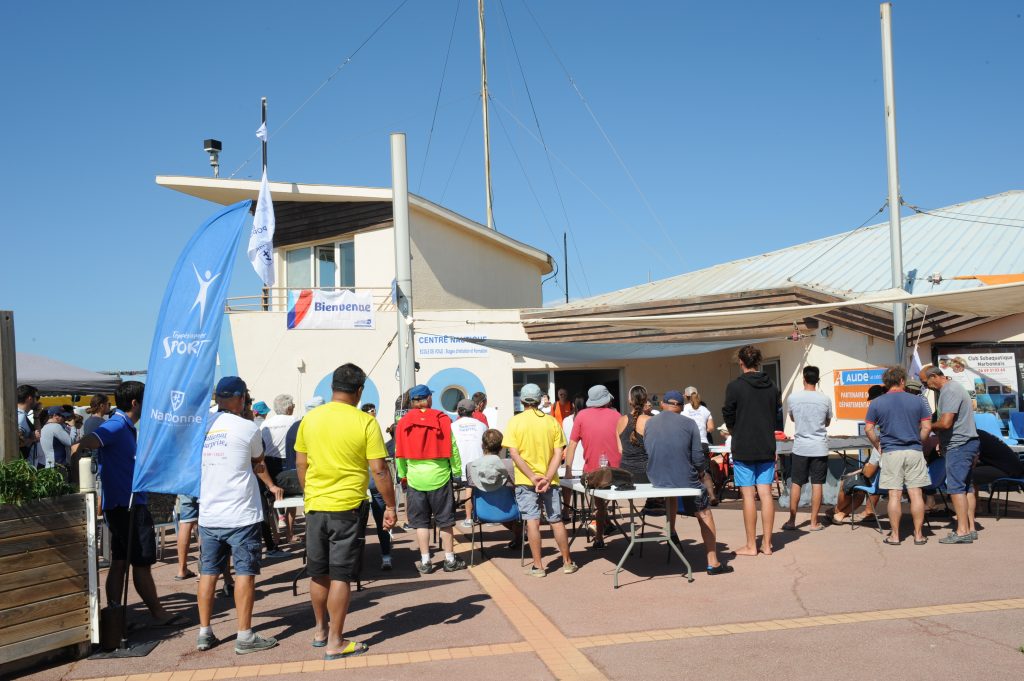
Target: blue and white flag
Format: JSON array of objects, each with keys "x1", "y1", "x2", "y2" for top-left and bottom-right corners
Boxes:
[
  {"x1": 133, "y1": 200, "x2": 252, "y2": 497},
  {"x1": 248, "y1": 148, "x2": 275, "y2": 286}
]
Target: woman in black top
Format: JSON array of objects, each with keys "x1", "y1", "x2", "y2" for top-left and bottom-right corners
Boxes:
[{"x1": 616, "y1": 385, "x2": 651, "y2": 484}]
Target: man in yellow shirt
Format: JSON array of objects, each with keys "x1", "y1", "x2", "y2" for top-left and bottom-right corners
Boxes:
[
  {"x1": 295, "y1": 363, "x2": 396, "y2": 661},
  {"x1": 503, "y1": 384, "x2": 578, "y2": 577}
]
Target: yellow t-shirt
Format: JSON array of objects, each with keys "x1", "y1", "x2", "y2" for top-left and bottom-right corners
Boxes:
[
  {"x1": 295, "y1": 401, "x2": 387, "y2": 512},
  {"x1": 502, "y1": 408, "x2": 567, "y2": 486}
]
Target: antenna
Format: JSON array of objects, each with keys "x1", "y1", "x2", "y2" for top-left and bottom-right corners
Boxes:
[{"x1": 203, "y1": 139, "x2": 222, "y2": 177}]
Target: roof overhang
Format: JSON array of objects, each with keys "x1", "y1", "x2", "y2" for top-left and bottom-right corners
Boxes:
[
  {"x1": 463, "y1": 337, "x2": 779, "y2": 364},
  {"x1": 156, "y1": 175, "x2": 553, "y2": 274}
]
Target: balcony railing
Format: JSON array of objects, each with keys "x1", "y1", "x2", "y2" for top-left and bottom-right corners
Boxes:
[{"x1": 224, "y1": 287, "x2": 395, "y2": 313}]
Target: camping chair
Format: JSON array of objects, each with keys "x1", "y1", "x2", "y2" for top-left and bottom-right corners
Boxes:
[
  {"x1": 469, "y1": 486, "x2": 525, "y2": 567},
  {"x1": 850, "y1": 468, "x2": 884, "y2": 534},
  {"x1": 975, "y1": 413, "x2": 1014, "y2": 445},
  {"x1": 1007, "y1": 411, "x2": 1024, "y2": 444},
  {"x1": 926, "y1": 457, "x2": 951, "y2": 517}
]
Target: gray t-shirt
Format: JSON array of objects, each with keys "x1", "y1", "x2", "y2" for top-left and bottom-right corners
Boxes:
[
  {"x1": 937, "y1": 380, "x2": 978, "y2": 450},
  {"x1": 39, "y1": 422, "x2": 73, "y2": 468},
  {"x1": 787, "y1": 390, "x2": 833, "y2": 457}
]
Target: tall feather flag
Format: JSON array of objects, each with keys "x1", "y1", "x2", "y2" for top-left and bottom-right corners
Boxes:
[{"x1": 248, "y1": 123, "x2": 275, "y2": 286}]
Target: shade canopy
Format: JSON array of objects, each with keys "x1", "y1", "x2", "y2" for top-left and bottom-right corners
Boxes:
[
  {"x1": 525, "y1": 280, "x2": 1024, "y2": 332},
  {"x1": 465, "y1": 337, "x2": 777, "y2": 364},
  {"x1": 16, "y1": 352, "x2": 121, "y2": 395}
]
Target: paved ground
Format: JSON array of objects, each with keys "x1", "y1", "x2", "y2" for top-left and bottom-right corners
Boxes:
[{"x1": 15, "y1": 492, "x2": 1024, "y2": 681}]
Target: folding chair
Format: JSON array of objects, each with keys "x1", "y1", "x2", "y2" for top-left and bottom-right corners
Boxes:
[
  {"x1": 1007, "y1": 411, "x2": 1024, "y2": 444},
  {"x1": 987, "y1": 476, "x2": 1024, "y2": 520},
  {"x1": 850, "y1": 468, "x2": 884, "y2": 534},
  {"x1": 926, "y1": 457, "x2": 951, "y2": 516},
  {"x1": 469, "y1": 486, "x2": 525, "y2": 567}
]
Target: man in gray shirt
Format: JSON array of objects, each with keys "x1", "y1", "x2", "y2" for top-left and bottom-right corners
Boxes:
[
  {"x1": 39, "y1": 406, "x2": 75, "y2": 468},
  {"x1": 783, "y1": 366, "x2": 833, "y2": 532},
  {"x1": 924, "y1": 367, "x2": 980, "y2": 544}
]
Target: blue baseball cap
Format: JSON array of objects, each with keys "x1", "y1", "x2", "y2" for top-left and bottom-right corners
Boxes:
[
  {"x1": 409, "y1": 384, "x2": 433, "y2": 399},
  {"x1": 252, "y1": 400, "x2": 270, "y2": 415},
  {"x1": 47, "y1": 405, "x2": 66, "y2": 417},
  {"x1": 662, "y1": 390, "x2": 685, "y2": 405},
  {"x1": 215, "y1": 376, "x2": 247, "y2": 398}
]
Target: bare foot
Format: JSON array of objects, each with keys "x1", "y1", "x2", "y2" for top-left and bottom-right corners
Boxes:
[
  {"x1": 735, "y1": 545, "x2": 758, "y2": 557},
  {"x1": 761, "y1": 543, "x2": 773, "y2": 556}
]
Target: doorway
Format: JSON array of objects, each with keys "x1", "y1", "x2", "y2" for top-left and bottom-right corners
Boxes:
[{"x1": 554, "y1": 369, "x2": 623, "y2": 411}]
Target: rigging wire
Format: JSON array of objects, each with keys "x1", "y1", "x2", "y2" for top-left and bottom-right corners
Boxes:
[
  {"x1": 785, "y1": 201, "x2": 888, "y2": 283},
  {"x1": 903, "y1": 201, "x2": 1024, "y2": 230},
  {"x1": 494, "y1": 0, "x2": 591, "y2": 298},
  {"x1": 366, "y1": 332, "x2": 399, "y2": 378},
  {"x1": 491, "y1": 104, "x2": 573, "y2": 293},
  {"x1": 228, "y1": 0, "x2": 412, "y2": 179},
  {"x1": 519, "y1": 0, "x2": 685, "y2": 264},
  {"x1": 440, "y1": 105, "x2": 480, "y2": 203},
  {"x1": 490, "y1": 95, "x2": 674, "y2": 271},
  {"x1": 417, "y1": 0, "x2": 462, "y2": 193}
]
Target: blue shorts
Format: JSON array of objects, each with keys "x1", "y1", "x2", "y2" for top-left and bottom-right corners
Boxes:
[
  {"x1": 944, "y1": 439, "x2": 980, "y2": 494},
  {"x1": 199, "y1": 523, "x2": 262, "y2": 576},
  {"x1": 733, "y1": 460, "x2": 775, "y2": 488},
  {"x1": 178, "y1": 495, "x2": 198, "y2": 522},
  {"x1": 514, "y1": 485, "x2": 562, "y2": 522}
]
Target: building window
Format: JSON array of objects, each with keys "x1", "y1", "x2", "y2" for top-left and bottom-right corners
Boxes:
[
  {"x1": 286, "y1": 240, "x2": 354, "y2": 289},
  {"x1": 440, "y1": 386, "x2": 467, "y2": 412}
]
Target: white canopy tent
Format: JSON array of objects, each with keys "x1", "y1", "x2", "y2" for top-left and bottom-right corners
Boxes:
[{"x1": 16, "y1": 352, "x2": 121, "y2": 395}]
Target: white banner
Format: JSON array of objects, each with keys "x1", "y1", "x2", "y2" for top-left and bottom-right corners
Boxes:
[
  {"x1": 415, "y1": 334, "x2": 488, "y2": 359},
  {"x1": 287, "y1": 289, "x2": 374, "y2": 330}
]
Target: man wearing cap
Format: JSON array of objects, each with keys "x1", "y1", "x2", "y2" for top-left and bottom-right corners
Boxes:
[
  {"x1": 503, "y1": 384, "x2": 577, "y2": 577},
  {"x1": 924, "y1": 366, "x2": 981, "y2": 544},
  {"x1": 195, "y1": 377, "x2": 284, "y2": 654},
  {"x1": 564, "y1": 384, "x2": 621, "y2": 549},
  {"x1": 72, "y1": 381, "x2": 179, "y2": 627},
  {"x1": 452, "y1": 397, "x2": 487, "y2": 529},
  {"x1": 395, "y1": 384, "x2": 466, "y2": 574},
  {"x1": 296, "y1": 365, "x2": 395, "y2": 660},
  {"x1": 645, "y1": 391, "x2": 731, "y2": 575},
  {"x1": 38, "y1": 405, "x2": 74, "y2": 468}
]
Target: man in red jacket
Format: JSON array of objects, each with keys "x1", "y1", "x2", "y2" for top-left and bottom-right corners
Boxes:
[{"x1": 396, "y1": 384, "x2": 465, "y2": 574}]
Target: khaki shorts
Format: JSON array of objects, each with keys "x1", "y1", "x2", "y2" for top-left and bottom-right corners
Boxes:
[{"x1": 879, "y1": 450, "x2": 930, "y2": 490}]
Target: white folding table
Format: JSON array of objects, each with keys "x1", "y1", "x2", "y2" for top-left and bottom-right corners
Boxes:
[{"x1": 560, "y1": 480, "x2": 701, "y2": 588}]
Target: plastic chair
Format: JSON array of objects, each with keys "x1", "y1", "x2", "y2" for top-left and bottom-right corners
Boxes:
[
  {"x1": 975, "y1": 413, "x2": 1014, "y2": 445},
  {"x1": 1007, "y1": 411, "x2": 1024, "y2": 444},
  {"x1": 925, "y1": 457, "x2": 951, "y2": 516},
  {"x1": 850, "y1": 468, "x2": 884, "y2": 534},
  {"x1": 469, "y1": 486, "x2": 524, "y2": 567}
]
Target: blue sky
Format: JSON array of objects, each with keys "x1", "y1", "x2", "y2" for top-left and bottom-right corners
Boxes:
[{"x1": 1, "y1": 0, "x2": 1021, "y2": 371}]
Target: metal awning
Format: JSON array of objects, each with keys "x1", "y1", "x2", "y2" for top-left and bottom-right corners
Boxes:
[{"x1": 464, "y1": 337, "x2": 777, "y2": 364}]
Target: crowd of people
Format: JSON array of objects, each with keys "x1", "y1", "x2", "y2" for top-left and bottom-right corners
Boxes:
[{"x1": 11, "y1": 342, "x2": 1023, "y2": 660}]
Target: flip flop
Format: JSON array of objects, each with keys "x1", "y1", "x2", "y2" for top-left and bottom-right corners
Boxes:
[
  {"x1": 324, "y1": 640, "x2": 369, "y2": 660},
  {"x1": 312, "y1": 638, "x2": 327, "y2": 648},
  {"x1": 153, "y1": 612, "x2": 188, "y2": 628},
  {"x1": 173, "y1": 570, "x2": 196, "y2": 581},
  {"x1": 882, "y1": 536, "x2": 902, "y2": 546},
  {"x1": 914, "y1": 537, "x2": 928, "y2": 545},
  {"x1": 807, "y1": 525, "x2": 825, "y2": 532}
]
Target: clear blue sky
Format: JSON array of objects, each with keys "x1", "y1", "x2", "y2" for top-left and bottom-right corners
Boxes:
[{"x1": 1, "y1": 1, "x2": 1021, "y2": 371}]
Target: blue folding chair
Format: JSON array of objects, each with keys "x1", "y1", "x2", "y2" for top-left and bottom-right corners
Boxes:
[
  {"x1": 850, "y1": 468, "x2": 884, "y2": 534},
  {"x1": 975, "y1": 413, "x2": 1014, "y2": 445},
  {"x1": 469, "y1": 486, "x2": 525, "y2": 566},
  {"x1": 986, "y1": 474, "x2": 1024, "y2": 520},
  {"x1": 1007, "y1": 411, "x2": 1024, "y2": 444}
]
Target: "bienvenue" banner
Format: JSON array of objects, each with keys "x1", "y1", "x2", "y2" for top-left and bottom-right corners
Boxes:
[{"x1": 287, "y1": 289, "x2": 375, "y2": 330}]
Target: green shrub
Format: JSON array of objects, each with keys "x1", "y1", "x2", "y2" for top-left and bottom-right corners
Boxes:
[{"x1": 0, "y1": 459, "x2": 75, "y2": 505}]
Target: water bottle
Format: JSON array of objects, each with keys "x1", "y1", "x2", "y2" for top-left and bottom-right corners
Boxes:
[{"x1": 599, "y1": 453, "x2": 609, "y2": 468}]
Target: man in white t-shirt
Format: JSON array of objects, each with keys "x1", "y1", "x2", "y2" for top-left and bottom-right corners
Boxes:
[
  {"x1": 451, "y1": 398, "x2": 487, "y2": 528},
  {"x1": 783, "y1": 366, "x2": 833, "y2": 532},
  {"x1": 196, "y1": 376, "x2": 284, "y2": 655}
]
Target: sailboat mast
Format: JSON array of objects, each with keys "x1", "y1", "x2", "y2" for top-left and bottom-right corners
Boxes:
[
  {"x1": 880, "y1": 2, "x2": 906, "y2": 366},
  {"x1": 478, "y1": 0, "x2": 495, "y2": 230}
]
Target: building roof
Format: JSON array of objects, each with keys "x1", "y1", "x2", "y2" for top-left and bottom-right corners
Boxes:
[
  {"x1": 156, "y1": 175, "x2": 553, "y2": 273},
  {"x1": 551, "y1": 190, "x2": 1024, "y2": 310}
]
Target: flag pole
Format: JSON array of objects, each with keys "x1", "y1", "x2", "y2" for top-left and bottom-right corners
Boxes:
[
  {"x1": 261, "y1": 97, "x2": 268, "y2": 173},
  {"x1": 118, "y1": 493, "x2": 136, "y2": 649},
  {"x1": 880, "y1": 3, "x2": 906, "y2": 366},
  {"x1": 261, "y1": 97, "x2": 269, "y2": 311}
]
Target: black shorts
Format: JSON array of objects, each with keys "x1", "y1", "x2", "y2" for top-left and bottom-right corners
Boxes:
[
  {"x1": 306, "y1": 503, "x2": 367, "y2": 582},
  {"x1": 406, "y1": 480, "x2": 456, "y2": 530},
  {"x1": 680, "y1": 487, "x2": 711, "y2": 516},
  {"x1": 105, "y1": 505, "x2": 156, "y2": 566},
  {"x1": 791, "y1": 455, "x2": 828, "y2": 486}
]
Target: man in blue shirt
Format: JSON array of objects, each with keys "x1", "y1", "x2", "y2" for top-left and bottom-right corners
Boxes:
[
  {"x1": 73, "y1": 381, "x2": 180, "y2": 626},
  {"x1": 865, "y1": 367, "x2": 933, "y2": 545}
]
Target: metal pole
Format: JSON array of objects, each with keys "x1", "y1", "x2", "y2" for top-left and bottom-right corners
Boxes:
[
  {"x1": 391, "y1": 133, "x2": 416, "y2": 397},
  {"x1": 478, "y1": 0, "x2": 495, "y2": 230},
  {"x1": 880, "y1": 2, "x2": 906, "y2": 366},
  {"x1": 563, "y1": 232, "x2": 569, "y2": 304},
  {"x1": 261, "y1": 97, "x2": 268, "y2": 172}
]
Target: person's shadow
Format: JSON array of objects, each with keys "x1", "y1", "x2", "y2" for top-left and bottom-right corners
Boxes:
[{"x1": 342, "y1": 594, "x2": 488, "y2": 646}]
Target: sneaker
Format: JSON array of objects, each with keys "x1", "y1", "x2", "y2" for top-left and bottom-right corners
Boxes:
[
  {"x1": 381, "y1": 556, "x2": 392, "y2": 571},
  {"x1": 706, "y1": 564, "x2": 735, "y2": 576},
  {"x1": 415, "y1": 561, "x2": 434, "y2": 575},
  {"x1": 443, "y1": 556, "x2": 467, "y2": 572},
  {"x1": 402, "y1": 522, "x2": 414, "y2": 531},
  {"x1": 562, "y1": 562, "x2": 579, "y2": 574},
  {"x1": 591, "y1": 538, "x2": 606, "y2": 550},
  {"x1": 196, "y1": 633, "x2": 219, "y2": 651},
  {"x1": 235, "y1": 634, "x2": 279, "y2": 655},
  {"x1": 460, "y1": 519, "x2": 474, "y2": 529},
  {"x1": 525, "y1": 566, "x2": 546, "y2": 578},
  {"x1": 264, "y1": 549, "x2": 290, "y2": 559},
  {"x1": 938, "y1": 531, "x2": 973, "y2": 544},
  {"x1": 970, "y1": 530, "x2": 979, "y2": 541}
]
